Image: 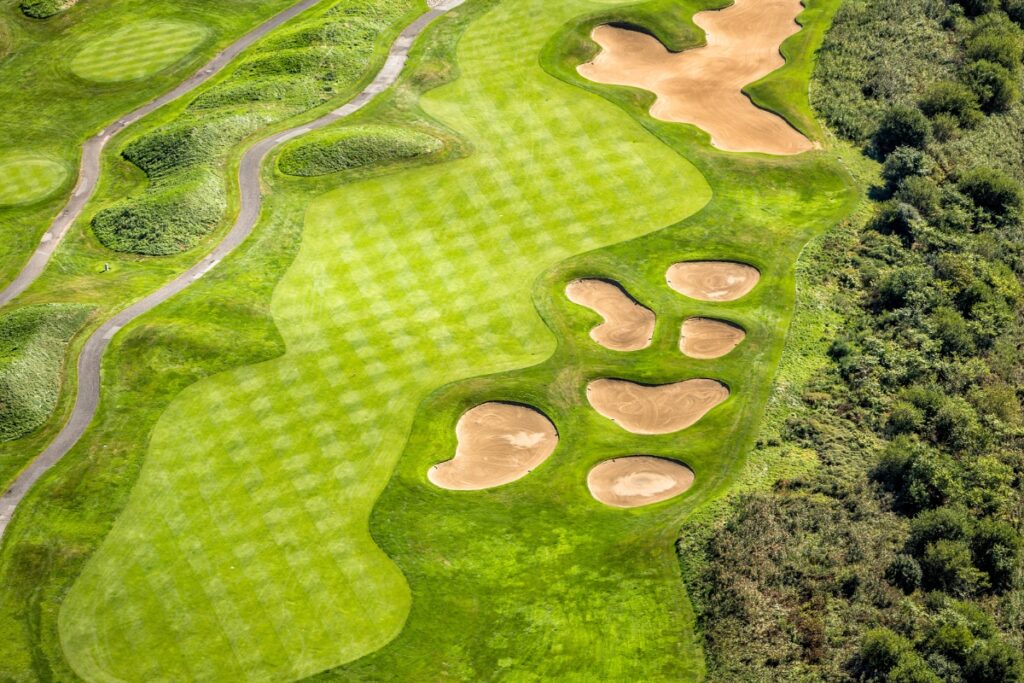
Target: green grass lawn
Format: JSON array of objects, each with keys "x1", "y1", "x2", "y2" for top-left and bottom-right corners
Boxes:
[
  {"x1": 0, "y1": 0, "x2": 858, "y2": 679},
  {"x1": 0, "y1": 154, "x2": 69, "y2": 206},
  {"x1": 69, "y1": 20, "x2": 209, "y2": 83}
]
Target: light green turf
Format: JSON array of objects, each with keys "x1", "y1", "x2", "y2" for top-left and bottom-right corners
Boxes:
[
  {"x1": 57, "y1": 0, "x2": 712, "y2": 680},
  {"x1": 0, "y1": 154, "x2": 68, "y2": 206},
  {"x1": 69, "y1": 20, "x2": 208, "y2": 83}
]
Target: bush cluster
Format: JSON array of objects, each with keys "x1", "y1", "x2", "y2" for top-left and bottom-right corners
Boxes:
[
  {"x1": 694, "y1": 1, "x2": 1024, "y2": 680},
  {"x1": 19, "y1": 0, "x2": 75, "y2": 19},
  {"x1": 92, "y1": 0, "x2": 416, "y2": 255}
]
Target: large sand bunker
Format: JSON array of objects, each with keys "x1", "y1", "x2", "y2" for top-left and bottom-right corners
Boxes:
[
  {"x1": 680, "y1": 317, "x2": 746, "y2": 359},
  {"x1": 577, "y1": 0, "x2": 814, "y2": 155},
  {"x1": 428, "y1": 402, "x2": 558, "y2": 490},
  {"x1": 666, "y1": 261, "x2": 759, "y2": 301},
  {"x1": 587, "y1": 378, "x2": 728, "y2": 435},
  {"x1": 565, "y1": 278, "x2": 655, "y2": 351},
  {"x1": 587, "y1": 456, "x2": 694, "y2": 508}
]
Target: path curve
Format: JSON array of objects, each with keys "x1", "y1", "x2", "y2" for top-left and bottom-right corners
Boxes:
[
  {"x1": 0, "y1": 0, "x2": 463, "y2": 537},
  {"x1": 0, "y1": 0, "x2": 329, "y2": 307}
]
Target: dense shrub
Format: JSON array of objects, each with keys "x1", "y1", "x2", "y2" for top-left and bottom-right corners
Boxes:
[
  {"x1": 966, "y1": 28, "x2": 1024, "y2": 72},
  {"x1": 882, "y1": 147, "x2": 936, "y2": 190},
  {"x1": 957, "y1": 167, "x2": 1024, "y2": 220},
  {"x1": 873, "y1": 106, "x2": 932, "y2": 157},
  {"x1": 0, "y1": 305, "x2": 91, "y2": 441},
  {"x1": 19, "y1": 0, "x2": 76, "y2": 19},
  {"x1": 918, "y1": 81, "x2": 983, "y2": 128},
  {"x1": 963, "y1": 59, "x2": 1020, "y2": 111},
  {"x1": 277, "y1": 125, "x2": 443, "y2": 176},
  {"x1": 954, "y1": 0, "x2": 1001, "y2": 16}
]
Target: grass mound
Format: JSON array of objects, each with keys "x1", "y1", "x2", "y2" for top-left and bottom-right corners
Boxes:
[
  {"x1": 20, "y1": 0, "x2": 79, "y2": 19},
  {"x1": 277, "y1": 125, "x2": 443, "y2": 176},
  {"x1": 92, "y1": 170, "x2": 225, "y2": 255},
  {"x1": 70, "y1": 20, "x2": 208, "y2": 83},
  {"x1": 0, "y1": 304, "x2": 91, "y2": 442},
  {"x1": 0, "y1": 154, "x2": 69, "y2": 206},
  {"x1": 93, "y1": 0, "x2": 418, "y2": 255}
]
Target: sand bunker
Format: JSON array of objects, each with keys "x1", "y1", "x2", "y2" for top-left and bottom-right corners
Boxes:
[
  {"x1": 680, "y1": 317, "x2": 746, "y2": 359},
  {"x1": 587, "y1": 456, "x2": 694, "y2": 508},
  {"x1": 587, "y1": 378, "x2": 728, "y2": 435},
  {"x1": 428, "y1": 402, "x2": 558, "y2": 490},
  {"x1": 666, "y1": 261, "x2": 759, "y2": 301},
  {"x1": 577, "y1": 0, "x2": 814, "y2": 155},
  {"x1": 565, "y1": 278, "x2": 655, "y2": 351}
]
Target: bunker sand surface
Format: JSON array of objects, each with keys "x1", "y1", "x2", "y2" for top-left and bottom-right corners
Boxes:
[
  {"x1": 565, "y1": 278, "x2": 655, "y2": 351},
  {"x1": 587, "y1": 378, "x2": 729, "y2": 435},
  {"x1": 667, "y1": 260, "x2": 759, "y2": 301},
  {"x1": 577, "y1": 0, "x2": 814, "y2": 155},
  {"x1": 588, "y1": 456, "x2": 694, "y2": 508},
  {"x1": 680, "y1": 317, "x2": 745, "y2": 358},
  {"x1": 428, "y1": 402, "x2": 558, "y2": 490}
]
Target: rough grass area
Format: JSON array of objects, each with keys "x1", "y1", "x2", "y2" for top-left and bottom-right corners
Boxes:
[
  {"x1": 69, "y1": 20, "x2": 209, "y2": 83},
  {"x1": 277, "y1": 124, "x2": 444, "y2": 176},
  {"x1": 0, "y1": 154, "x2": 69, "y2": 206},
  {"x1": 20, "y1": 0, "x2": 79, "y2": 19},
  {"x1": 91, "y1": 0, "x2": 420, "y2": 255},
  {"x1": 0, "y1": 304, "x2": 91, "y2": 442}
]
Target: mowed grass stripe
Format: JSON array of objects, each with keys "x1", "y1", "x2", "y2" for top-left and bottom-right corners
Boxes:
[
  {"x1": 58, "y1": 0, "x2": 712, "y2": 679},
  {"x1": 70, "y1": 21, "x2": 208, "y2": 83}
]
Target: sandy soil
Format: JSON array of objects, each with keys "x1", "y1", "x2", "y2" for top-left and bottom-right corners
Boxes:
[
  {"x1": 428, "y1": 402, "x2": 558, "y2": 490},
  {"x1": 566, "y1": 278, "x2": 655, "y2": 351},
  {"x1": 666, "y1": 261, "x2": 759, "y2": 301},
  {"x1": 576, "y1": 0, "x2": 814, "y2": 155},
  {"x1": 680, "y1": 317, "x2": 746, "y2": 359},
  {"x1": 587, "y1": 456, "x2": 694, "y2": 507},
  {"x1": 587, "y1": 378, "x2": 728, "y2": 434}
]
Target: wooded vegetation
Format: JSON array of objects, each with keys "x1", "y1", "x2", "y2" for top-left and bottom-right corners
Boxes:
[{"x1": 690, "y1": 1, "x2": 1024, "y2": 680}]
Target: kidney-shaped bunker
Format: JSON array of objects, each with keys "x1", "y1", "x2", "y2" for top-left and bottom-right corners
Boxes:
[
  {"x1": 428, "y1": 402, "x2": 558, "y2": 490},
  {"x1": 587, "y1": 378, "x2": 729, "y2": 435}
]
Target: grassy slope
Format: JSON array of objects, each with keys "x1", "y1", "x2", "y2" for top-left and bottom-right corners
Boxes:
[{"x1": 0, "y1": 0, "x2": 299, "y2": 287}]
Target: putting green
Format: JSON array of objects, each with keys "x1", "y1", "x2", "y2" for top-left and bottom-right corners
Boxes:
[
  {"x1": 59, "y1": 1, "x2": 711, "y2": 680},
  {"x1": 70, "y1": 20, "x2": 208, "y2": 83},
  {"x1": 0, "y1": 154, "x2": 68, "y2": 206}
]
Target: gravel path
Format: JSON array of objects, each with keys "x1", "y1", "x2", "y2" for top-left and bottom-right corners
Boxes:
[{"x1": 0, "y1": 0, "x2": 462, "y2": 537}]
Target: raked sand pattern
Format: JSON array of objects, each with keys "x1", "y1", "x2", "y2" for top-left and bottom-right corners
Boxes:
[{"x1": 57, "y1": 0, "x2": 712, "y2": 680}]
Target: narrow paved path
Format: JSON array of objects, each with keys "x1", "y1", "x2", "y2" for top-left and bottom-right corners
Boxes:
[
  {"x1": 0, "y1": 0, "x2": 329, "y2": 307},
  {"x1": 0, "y1": 0, "x2": 463, "y2": 537}
]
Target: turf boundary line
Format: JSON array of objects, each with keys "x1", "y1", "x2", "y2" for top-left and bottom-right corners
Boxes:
[
  {"x1": 0, "y1": 0, "x2": 329, "y2": 307},
  {"x1": 0, "y1": 0, "x2": 464, "y2": 538}
]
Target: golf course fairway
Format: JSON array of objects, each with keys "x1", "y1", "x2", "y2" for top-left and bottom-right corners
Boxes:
[{"x1": 7, "y1": 0, "x2": 857, "y2": 679}]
